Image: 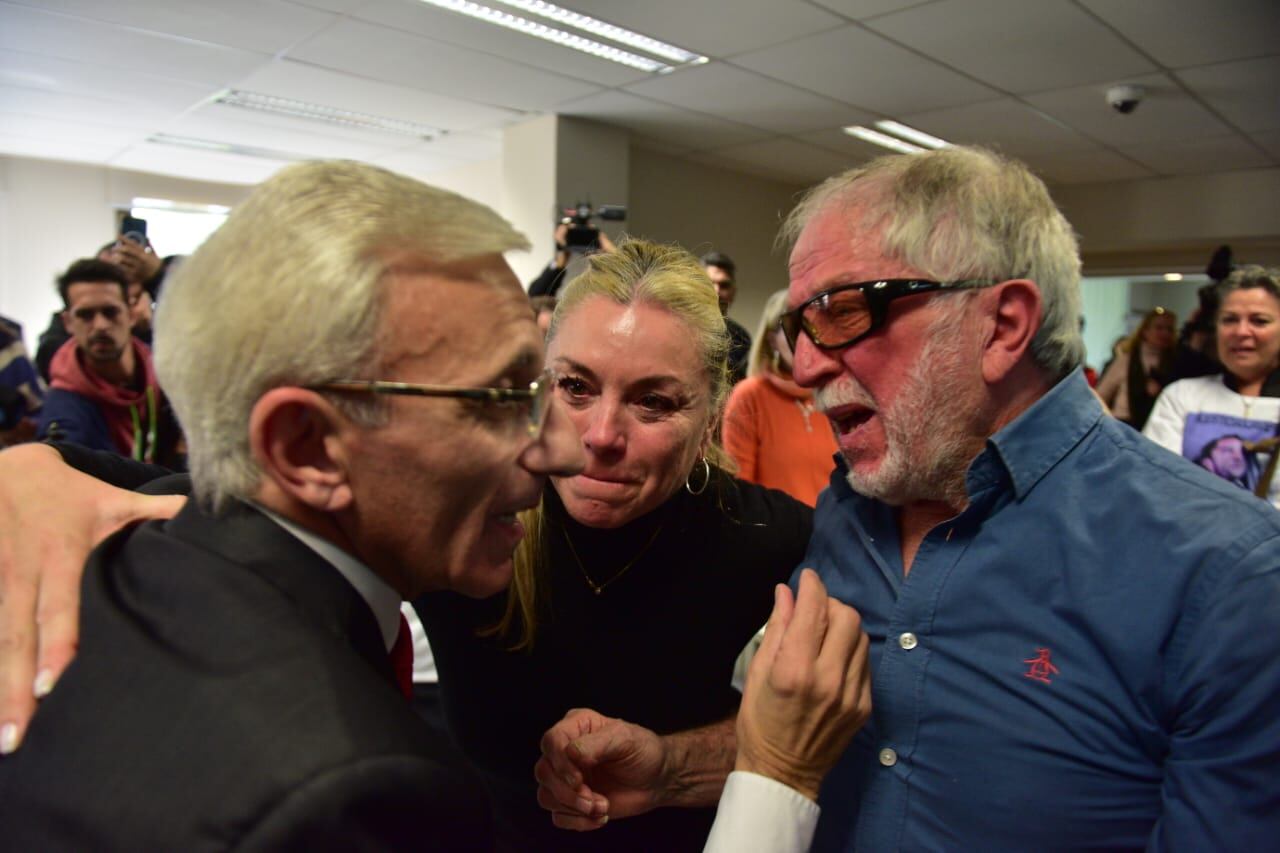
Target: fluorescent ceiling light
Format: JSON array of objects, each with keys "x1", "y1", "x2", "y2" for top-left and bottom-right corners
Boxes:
[
  {"x1": 214, "y1": 90, "x2": 439, "y2": 138},
  {"x1": 415, "y1": 0, "x2": 707, "y2": 72},
  {"x1": 1164, "y1": 273, "x2": 1184, "y2": 281},
  {"x1": 873, "y1": 120, "x2": 951, "y2": 150},
  {"x1": 843, "y1": 126, "x2": 924, "y2": 155},
  {"x1": 495, "y1": 0, "x2": 704, "y2": 64},
  {"x1": 147, "y1": 133, "x2": 308, "y2": 162}
]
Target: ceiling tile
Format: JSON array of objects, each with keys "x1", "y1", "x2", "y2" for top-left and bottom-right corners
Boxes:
[
  {"x1": 623, "y1": 63, "x2": 870, "y2": 134},
  {"x1": 866, "y1": 0, "x2": 1156, "y2": 93},
  {"x1": 336, "y1": 1, "x2": 652, "y2": 88},
  {"x1": 701, "y1": 138, "x2": 859, "y2": 184},
  {"x1": 1026, "y1": 72, "x2": 1235, "y2": 147},
  {"x1": 0, "y1": 4, "x2": 271, "y2": 87},
  {"x1": 1177, "y1": 57, "x2": 1280, "y2": 133},
  {"x1": 0, "y1": 86, "x2": 178, "y2": 131},
  {"x1": 0, "y1": 49, "x2": 214, "y2": 112},
  {"x1": 1120, "y1": 135, "x2": 1274, "y2": 176},
  {"x1": 234, "y1": 60, "x2": 522, "y2": 132},
  {"x1": 556, "y1": 89, "x2": 771, "y2": 151},
  {"x1": 900, "y1": 98, "x2": 1099, "y2": 156},
  {"x1": 732, "y1": 25, "x2": 999, "y2": 115},
  {"x1": 109, "y1": 141, "x2": 286, "y2": 184},
  {"x1": 808, "y1": 0, "x2": 937, "y2": 19},
  {"x1": 0, "y1": 133, "x2": 122, "y2": 164},
  {"x1": 1077, "y1": 0, "x2": 1280, "y2": 68},
  {"x1": 284, "y1": 0, "x2": 365, "y2": 13},
  {"x1": 288, "y1": 17, "x2": 602, "y2": 112},
  {"x1": 164, "y1": 105, "x2": 408, "y2": 161},
  {"x1": 0, "y1": 111, "x2": 144, "y2": 148},
  {"x1": 552, "y1": 0, "x2": 843, "y2": 57},
  {"x1": 3, "y1": 0, "x2": 338, "y2": 56},
  {"x1": 796, "y1": 127, "x2": 911, "y2": 162},
  {"x1": 1019, "y1": 148, "x2": 1154, "y2": 185}
]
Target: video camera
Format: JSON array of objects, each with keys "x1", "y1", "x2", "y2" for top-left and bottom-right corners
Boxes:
[{"x1": 560, "y1": 202, "x2": 626, "y2": 252}]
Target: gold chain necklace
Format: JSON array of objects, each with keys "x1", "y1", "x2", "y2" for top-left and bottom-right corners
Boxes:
[{"x1": 561, "y1": 523, "x2": 665, "y2": 596}]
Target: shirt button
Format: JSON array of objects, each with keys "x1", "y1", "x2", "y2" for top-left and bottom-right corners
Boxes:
[
  {"x1": 879, "y1": 748, "x2": 898, "y2": 767},
  {"x1": 899, "y1": 632, "x2": 918, "y2": 650}
]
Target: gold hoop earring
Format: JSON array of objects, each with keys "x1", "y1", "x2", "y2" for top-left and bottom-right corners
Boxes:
[{"x1": 685, "y1": 457, "x2": 711, "y2": 495}]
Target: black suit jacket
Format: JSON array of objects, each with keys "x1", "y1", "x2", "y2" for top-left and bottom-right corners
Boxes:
[{"x1": 0, "y1": 499, "x2": 492, "y2": 851}]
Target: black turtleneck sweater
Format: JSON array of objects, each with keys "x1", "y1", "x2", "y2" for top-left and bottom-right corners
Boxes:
[{"x1": 416, "y1": 468, "x2": 812, "y2": 853}]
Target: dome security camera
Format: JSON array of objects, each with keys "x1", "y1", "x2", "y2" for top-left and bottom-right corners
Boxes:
[{"x1": 1106, "y1": 84, "x2": 1145, "y2": 115}]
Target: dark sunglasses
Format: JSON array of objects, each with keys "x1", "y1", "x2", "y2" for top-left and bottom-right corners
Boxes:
[{"x1": 779, "y1": 278, "x2": 994, "y2": 351}]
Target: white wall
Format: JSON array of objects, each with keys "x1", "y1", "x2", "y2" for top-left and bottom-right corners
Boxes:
[
  {"x1": 0, "y1": 156, "x2": 251, "y2": 351},
  {"x1": 421, "y1": 158, "x2": 504, "y2": 217},
  {"x1": 502, "y1": 116, "x2": 559, "y2": 286},
  {"x1": 1079, "y1": 278, "x2": 1131, "y2": 370}
]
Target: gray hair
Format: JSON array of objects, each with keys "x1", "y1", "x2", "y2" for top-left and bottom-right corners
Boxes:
[
  {"x1": 155, "y1": 160, "x2": 529, "y2": 512},
  {"x1": 781, "y1": 146, "x2": 1084, "y2": 378},
  {"x1": 1217, "y1": 264, "x2": 1280, "y2": 309}
]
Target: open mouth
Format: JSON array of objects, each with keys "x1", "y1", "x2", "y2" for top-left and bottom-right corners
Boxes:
[{"x1": 825, "y1": 404, "x2": 874, "y2": 436}]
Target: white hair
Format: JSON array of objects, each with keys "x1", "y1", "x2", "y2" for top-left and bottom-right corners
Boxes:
[
  {"x1": 781, "y1": 146, "x2": 1085, "y2": 378},
  {"x1": 155, "y1": 160, "x2": 529, "y2": 512}
]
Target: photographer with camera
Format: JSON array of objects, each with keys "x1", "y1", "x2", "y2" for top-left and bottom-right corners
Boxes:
[{"x1": 527, "y1": 204, "x2": 621, "y2": 297}]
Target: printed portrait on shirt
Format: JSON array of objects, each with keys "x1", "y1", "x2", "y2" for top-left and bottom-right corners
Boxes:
[{"x1": 1181, "y1": 413, "x2": 1276, "y2": 491}]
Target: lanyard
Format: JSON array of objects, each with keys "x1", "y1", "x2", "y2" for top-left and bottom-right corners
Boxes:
[{"x1": 129, "y1": 385, "x2": 159, "y2": 463}]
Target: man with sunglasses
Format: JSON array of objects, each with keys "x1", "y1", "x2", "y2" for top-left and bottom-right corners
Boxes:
[
  {"x1": 779, "y1": 146, "x2": 1280, "y2": 849},
  {"x1": 36, "y1": 258, "x2": 179, "y2": 466}
]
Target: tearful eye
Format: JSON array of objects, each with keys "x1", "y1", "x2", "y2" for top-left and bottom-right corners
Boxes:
[
  {"x1": 556, "y1": 376, "x2": 592, "y2": 399},
  {"x1": 636, "y1": 393, "x2": 677, "y2": 414}
]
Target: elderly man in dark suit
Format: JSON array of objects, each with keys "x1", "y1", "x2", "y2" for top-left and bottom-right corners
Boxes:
[{"x1": 0, "y1": 160, "x2": 585, "y2": 849}]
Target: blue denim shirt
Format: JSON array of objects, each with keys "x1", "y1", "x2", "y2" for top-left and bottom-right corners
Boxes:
[{"x1": 798, "y1": 371, "x2": 1280, "y2": 851}]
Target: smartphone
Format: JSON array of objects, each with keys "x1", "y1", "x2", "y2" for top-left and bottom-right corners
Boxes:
[{"x1": 119, "y1": 215, "x2": 148, "y2": 246}]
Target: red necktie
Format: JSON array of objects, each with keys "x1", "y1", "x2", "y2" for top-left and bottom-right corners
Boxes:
[{"x1": 389, "y1": 612, "x2": 414, "y2": 701}]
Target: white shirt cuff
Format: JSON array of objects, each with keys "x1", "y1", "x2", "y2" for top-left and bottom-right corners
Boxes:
[{"x1": 703, "y1": 771, "x2": 820, "y2": 853}]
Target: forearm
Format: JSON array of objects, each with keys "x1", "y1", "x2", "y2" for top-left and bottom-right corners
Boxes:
[
  {"x1": 50, "y1": 441, "x2": 175, "y2": 489},
  {"x1": 658, "y1": 715, "x2": 737, "y2": 808}
]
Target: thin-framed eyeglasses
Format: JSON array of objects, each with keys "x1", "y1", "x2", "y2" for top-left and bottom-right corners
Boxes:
[
  {"x1": 308, "y1": 368, "x2": 555, "y2": 438},
  {"x1": 778, "y1": 278, "x2": 996, "y2": 352}
]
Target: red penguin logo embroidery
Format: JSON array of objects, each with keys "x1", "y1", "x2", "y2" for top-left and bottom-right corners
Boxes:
[{"x1": 1022, "y1": 648, "x2": 1059, "y2": 684}]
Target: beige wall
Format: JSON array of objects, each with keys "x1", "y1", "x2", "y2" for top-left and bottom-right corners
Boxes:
[
  {"x1": 627, "y1": 147, "x2": 806, "y2": 338},
  {"x1": 1053, "y1": 167, "x2": 1280, "y2": 274},
  {"x1": 0, "y1": 156, "x2": 253, "y2": 350}
]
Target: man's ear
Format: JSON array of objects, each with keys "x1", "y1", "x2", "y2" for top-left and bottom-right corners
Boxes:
[
  {"x1": 248, "y1": 388, "x2": 355, "y2": 513},
  {"x1": 61, "y1": 310, "x2": 72, "y2": 335},
  {"x1": 980, "y1": 279, "x2": 1042, "y2": 385}
]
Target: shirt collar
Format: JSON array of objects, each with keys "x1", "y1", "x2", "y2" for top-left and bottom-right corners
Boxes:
[
  {"x1": 252, "y1": 503, "x2": 402, "y2": 652},
  {"x1": 980, "y1": 369, "x2": 1103, "y2": 501}
]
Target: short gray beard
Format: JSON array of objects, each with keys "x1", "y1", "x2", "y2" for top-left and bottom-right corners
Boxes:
[{"x1": 816, "y1": 303, "x2": 980, "y2": 507}]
